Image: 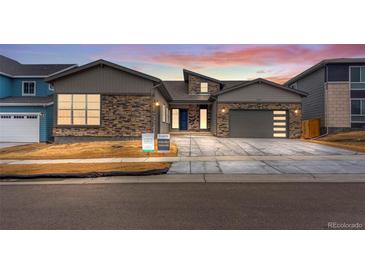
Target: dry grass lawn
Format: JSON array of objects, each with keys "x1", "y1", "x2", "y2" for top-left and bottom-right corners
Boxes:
[
  {"x1": 0, "y1": 140, "x2": 177, "y2": 160},
  {"x1": 0, "y1": 162, "x2": 170, "y2": 176},
  {"x1": 309, "y1": 131, "x2": 365, "y2": 153}
]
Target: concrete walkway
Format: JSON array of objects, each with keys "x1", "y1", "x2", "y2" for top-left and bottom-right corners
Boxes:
[{"x1": 1, "y1": 154, "x2": 365, "y2": 165}]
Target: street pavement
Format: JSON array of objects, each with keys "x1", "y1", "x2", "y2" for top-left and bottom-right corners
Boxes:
[{"x1": 1, "y1": 182, "x2": 365, "y2": 229}]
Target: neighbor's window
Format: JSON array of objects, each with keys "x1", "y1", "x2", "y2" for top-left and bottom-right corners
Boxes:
[
  {"x1": 22, "y1": 81, "x2": 36, "y2": 96},
  {"x1": 350, "y1": 67, "x2": 365, "y2": 89},
  {"x1": 200, "y1": 82, "x2": 208, "y2": 93},
  {"x1": 57, "y1": 94, "x2": 100, "y2": 125},
  {"x1": 49, "y1": 83, "x2": 55, "y2": 91}
]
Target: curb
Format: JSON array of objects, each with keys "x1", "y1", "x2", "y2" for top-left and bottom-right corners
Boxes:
[{"x1": 0, "y1": 168, "x2": 169, "y2": 180}]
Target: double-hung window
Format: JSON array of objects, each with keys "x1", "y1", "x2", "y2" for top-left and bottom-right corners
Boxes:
[
  {"x1": 22, "y1": 81, "x2": 36, "y2": 96},
  {"x1": 350, "y1": 67, "x2": 365, "y2": 89},
  {"x1": 200, "y1": 82, "x2": 208, "y2": 93},
  {"x1": 57, "y1": 94, "x2": 100, "y2": 126}
]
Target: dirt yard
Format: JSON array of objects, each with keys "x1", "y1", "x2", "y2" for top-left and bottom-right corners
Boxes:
[
  {"x1": 0, "y1": 140, "x2": 177, "y2": 160},
  {"x1": 309, "y1": 131, "x2": 365, "y2": 153}
]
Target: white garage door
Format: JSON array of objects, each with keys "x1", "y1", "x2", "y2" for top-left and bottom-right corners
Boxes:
[{"x1": 0, "y1": 113, "x2": 40, "y2": 142}]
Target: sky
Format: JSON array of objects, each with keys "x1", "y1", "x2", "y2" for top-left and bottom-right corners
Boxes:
[{"x1": 1, "y1": 44, "x2": 365, "y2": 83}]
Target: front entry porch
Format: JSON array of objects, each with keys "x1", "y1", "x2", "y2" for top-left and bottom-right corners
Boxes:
[{"x1": 170, "y1": 104, "x2": 211, "y2": 132}]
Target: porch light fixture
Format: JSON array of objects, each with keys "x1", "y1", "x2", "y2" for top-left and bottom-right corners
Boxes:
[
  {"x1": 221, "y1": 107, "x2": 226, "y2": 113},
  {"x1": 155, "y1": 101, "x2": 160, "y2": 106},
  {"x1": 294, "y1": 109, "x2": 299, "y2": 115}
]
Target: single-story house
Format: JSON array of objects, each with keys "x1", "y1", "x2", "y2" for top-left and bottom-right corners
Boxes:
[{"x1": 46, "y1": 59, "x2": 307, "y2": 143}]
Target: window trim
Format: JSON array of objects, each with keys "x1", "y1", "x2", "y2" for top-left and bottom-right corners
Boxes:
[
  {"x1": 22, "y1": 81, "x2": 36, "y2": 96},
  {"x1": 351, "y1": 98, "x2": 365, "y2": 117},
  {"x1": 200, "y1": 82, "x2": 208, "y2": 93},
  {"x1": 171, "y1": 108, "x2": 179, "y2": 129},
  {"x1": 349, "y1": 66, "x2": 365, "y2": 90},
  {"x1": 199, "y1": 108, "x2": 208, "y2": 129},
  {"x1": 57, "y1": 94, "x2": 101, "y2": 127}
]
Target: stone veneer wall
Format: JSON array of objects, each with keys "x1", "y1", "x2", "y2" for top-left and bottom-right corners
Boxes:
[
  {"x1": 54, "y1": 95, "x2": 153, "y2": 139},
  {"x1": 171, "y1": 104, "x2": 211, "y2": 131},
  {"x1": 325, "y1": 83, "x2": 351, "y2": 128},
  {"x1": 216, "y1": 103, "x2": 302, "y2": 138},
  {"x1": 188, "y1": 75, "x2": 220, "y2": 95}
]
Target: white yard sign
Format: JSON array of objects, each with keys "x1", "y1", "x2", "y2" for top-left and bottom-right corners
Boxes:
[{"x1": 142, "y1": 133, "x2": 155, "y2": 152}]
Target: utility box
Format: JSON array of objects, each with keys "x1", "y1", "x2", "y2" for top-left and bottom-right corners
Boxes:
[{"x1": 302, "y1": 118, "x2": 321, "y2": 139}]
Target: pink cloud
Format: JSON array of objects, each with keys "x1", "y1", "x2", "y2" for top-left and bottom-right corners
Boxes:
[{"x1": 149, "y1": 45, "x2": 365, "y2": 68}]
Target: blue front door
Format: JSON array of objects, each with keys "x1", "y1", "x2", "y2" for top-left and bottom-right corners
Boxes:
[{"x1": 179, "y1": 109, "x2": 188, "y2": 130}]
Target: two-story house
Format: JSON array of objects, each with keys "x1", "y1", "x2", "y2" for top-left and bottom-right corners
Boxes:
[
  {"x1": 46, "y1": 59, "x2": 306, "y2": 143},
  {"x1": 0, "y1": 55, "x2": 76, "y2": 142},
  {"x1": 285, "y1": 58, "x2": 365, "y2": 133}
]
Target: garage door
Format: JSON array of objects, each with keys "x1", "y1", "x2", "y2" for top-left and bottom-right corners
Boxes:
[
  {"x1": 0, "y1": 114, "x2": 40, "y2": 142},
  {"x1": 229, "y1": 110, "x2": 287, "y2": 138}
]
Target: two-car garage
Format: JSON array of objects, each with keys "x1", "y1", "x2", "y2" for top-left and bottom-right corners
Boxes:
[
  {"x1": 0, "y1": 113, "x2": 40, "y2": 142},
  {"x1": 229, "y1": 110, "x2": 288, "y2": 138},
  {"x1": 215, "y1": 79, "x2": 306, "y2": 139}
]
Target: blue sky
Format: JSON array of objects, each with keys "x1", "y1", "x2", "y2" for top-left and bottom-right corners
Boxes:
[{"x1": 1, "y1": 44, "x2": 365, "y2": 83}]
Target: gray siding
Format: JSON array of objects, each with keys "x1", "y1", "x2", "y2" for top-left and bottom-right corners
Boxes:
[
  {"x1": 53, "y1": 65, "x2": 154, "y2": 95},
  {"x1": 210, "y1": 100, "x2": 217, "y2": 135},
  {"x1": 218, "y1": 82, "x2": 302, "y2": 103},
  {"x1": 154, "y1": 88, "x2": 170, "y2": 134},
  {"x1": 294, "y1": 67, "x2": 325, "y2": 125}
]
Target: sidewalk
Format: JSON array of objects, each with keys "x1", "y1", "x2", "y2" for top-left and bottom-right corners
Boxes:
[
  {"x1": 1, "y1": 173, "x2": 365, "y2": 185},
  {"x1": 2, "y1": 154, "x2": 365, "y2": 165}
]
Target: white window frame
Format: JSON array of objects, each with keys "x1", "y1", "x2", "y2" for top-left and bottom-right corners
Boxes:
[
  {"x1": 22, "y1": 81, "x2": 36, "y2": 96},
  {"x1": 57, "y1": 94, "x2": 100, "y2": 126},
  {"x1": 49, "y1": 83, "x2": 55, "y2": 91},
  {"x1": 172, "y1": 109, "x2": 179, "y2": 129},
  {"x1": 200, "y1": 82, "x2": 208, "y2": 93},
  {"x1": 161, "y1": 104, "x2": 166, "y2": 123},
  {"x1": 349, "y1": 66, "x2": 365, "y2": 90},
  {"x1": 351, "y1": 98, "x2": 365, "y2": 117}
]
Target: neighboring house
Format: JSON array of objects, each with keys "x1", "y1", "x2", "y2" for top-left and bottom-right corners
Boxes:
[
  {"x1": 46, "y1": 59, "x2": 306, "y2": 143},
  {"x1": 285, "y1": 58, "x2": 365, "y2": 133},
  {"x1": 0, "y1": 55, "x2": 76, "y2": 142}
]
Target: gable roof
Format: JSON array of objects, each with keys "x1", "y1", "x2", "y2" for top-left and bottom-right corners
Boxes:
[
  {"x1": 46, "y1": 59, "x2": 161, "y2": 83},
  {"x1": 285, "y1": 58, "x2": 365, "y2": 86},
  {"x1": 163, "y1": 81, "x2": 211, "y2": 102},
  {"x1": 183, "y1": 69, "x2": 224, "y2": 87},
  {"x1": 0, "y1": 55, "x2": 76, "y2": 77},
  {"x1": 213, "y1": 78, "x2": 308, "y2": 97}
]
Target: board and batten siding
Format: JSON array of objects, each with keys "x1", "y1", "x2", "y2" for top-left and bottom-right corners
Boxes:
[
  {"x1": 217, "y1": 82, "x2": 302, "y2": 103},
  {"x1": 53, "y1": 65, "x2": 155, "y2": 95},
  {"x1": 294, "y1": 68, "x2": 325, "y2": 126}
]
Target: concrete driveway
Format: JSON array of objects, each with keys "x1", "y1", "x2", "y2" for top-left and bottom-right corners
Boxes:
[{"x1": 169, "y1": 136, "x2": 364, "y2": 174}]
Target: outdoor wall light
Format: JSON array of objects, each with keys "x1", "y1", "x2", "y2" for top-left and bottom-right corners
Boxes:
[
  {"x1": 294, "y1": 109, "x2": 299, "y2": 115},
  {"x1": 221, "y1": 107, "x2": 226, "y2": 113},
  {"x1": 155, "y1": 101, "x2": 160, "y2": 106}
]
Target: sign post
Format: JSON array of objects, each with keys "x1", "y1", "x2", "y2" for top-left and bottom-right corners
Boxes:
[
  {"x1": 142, "y1": 133, "x2": 155, "y2": 152},
  {"x1": 157, "y1": 134, "x2": 170, "y2": 152}
]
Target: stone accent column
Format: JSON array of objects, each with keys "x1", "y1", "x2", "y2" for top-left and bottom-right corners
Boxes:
[{"x1": 325, "y1": 83, "x2": 351, "y2": 128}]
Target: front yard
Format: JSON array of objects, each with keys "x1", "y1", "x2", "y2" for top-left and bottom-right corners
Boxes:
[
  {"x1": 0, "y1": 141, "x2": 177, "y2": 177},
  {"x1": 0, "y1": 140, "x2": 177, "y2": 160},
  {"x1": 309, "y1": 131, "x2": 365, "y2": 153}
]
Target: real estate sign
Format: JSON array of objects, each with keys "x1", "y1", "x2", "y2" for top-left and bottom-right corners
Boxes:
[
  {"x1": 142, "y1": 133, "x2": 155, "y2": 152},
  {"x1": 157, "y1": 134, "x2": 170, "y2": 152}
]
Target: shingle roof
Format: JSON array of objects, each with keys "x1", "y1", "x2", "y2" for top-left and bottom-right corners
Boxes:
[
  {"x1": 213, "y1": 78, "x2": 308, "y2": 97},
  {"x1": 0, "y1": 55, "x2": 76, "y2": 77},
  {"x1": 163, "y1": 81, "x2": 211, "y2": 102},
  {"x1": 285, "y1": 58, "x2": 365, "y2": 86},
  {"x1": 0, "y1": 96, "x2": 53, "y2": 106}
]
